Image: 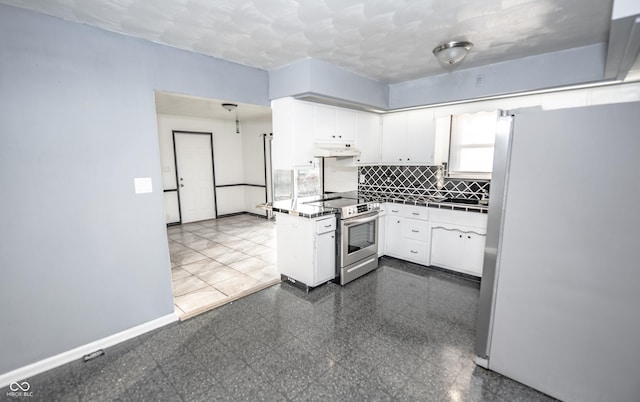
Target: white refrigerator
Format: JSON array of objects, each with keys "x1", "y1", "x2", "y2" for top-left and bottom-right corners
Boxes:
[{"x1": 475, "y1": 101, "x2": 640, "y2": 402}]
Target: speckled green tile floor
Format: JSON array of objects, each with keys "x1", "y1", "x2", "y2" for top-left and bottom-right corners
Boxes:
[{"x1": 12, "y1": 258, "x2": 557, "y2": 401}]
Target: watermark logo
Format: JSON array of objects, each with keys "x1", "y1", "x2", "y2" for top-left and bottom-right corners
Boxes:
[
  {"x1": 7, "y1": 381, "x2": 33, "y2": 398},
  {"x1": 10, "y1": 382, "x2": 30, "y2": 392}
]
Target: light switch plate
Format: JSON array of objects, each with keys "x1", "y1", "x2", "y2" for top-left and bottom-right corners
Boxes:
[{"x1": 134, "y1": 177, "x2": 153, "y2": 194}]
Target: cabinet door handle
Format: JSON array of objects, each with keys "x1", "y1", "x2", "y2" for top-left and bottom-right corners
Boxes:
[
  {"x1": 467, "y1": 235, "x2": 471, "y2": 239},
  {"x1": 410, "y1": 250, "x2": 418, "y2": 254},
  {"x1": 411, "y1": 229, "x2": 419, "y2": 233},
  {"x1": 412, "y1": 212, "x2": 419, "y2": 216},
  {"x1": 391, "y1": 210, "x2": 399, "y2": 213},
  {"x1": 324, "y1": 224, "x2": 332, "y2": 228},
  {"x1": 459, "y1": 234, "x2": 463, "y2": 238}
]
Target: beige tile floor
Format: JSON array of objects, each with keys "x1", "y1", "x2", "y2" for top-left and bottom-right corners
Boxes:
[{"x1": 166, "y1": 214, "x2": 280, "y2": 320}]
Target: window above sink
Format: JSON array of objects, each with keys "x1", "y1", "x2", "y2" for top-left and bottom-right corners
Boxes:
[{"x1": 443, "y1": 110, "x2": 498, "y2": 180}]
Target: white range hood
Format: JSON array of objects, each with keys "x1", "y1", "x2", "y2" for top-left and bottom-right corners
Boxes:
[{"x1": 313, "y1": 143, "x2": 361, "y2": 158}]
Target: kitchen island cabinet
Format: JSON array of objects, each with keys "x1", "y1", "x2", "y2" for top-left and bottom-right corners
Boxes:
[{"x1": 276, "y1": 212, "x2": 336, "y2": 290}]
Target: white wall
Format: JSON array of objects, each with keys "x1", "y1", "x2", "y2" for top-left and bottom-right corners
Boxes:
[
  {"x1": 323, "y1": 158, "x2": 358, "y2": 193},
  {"x1": 157, "y1": 113, "x2": 272, "y2": 220},
  {"x1": 157, "y1": 113, "x2": 245, "y2": 219},
  {"x1": 241, "y1": 116, "x2": 273, "y2": 215}
]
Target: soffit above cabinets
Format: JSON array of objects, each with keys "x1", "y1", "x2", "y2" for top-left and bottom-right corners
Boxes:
[{"x1": 0, "y1": 0, "x2": 614, "y2": 84}]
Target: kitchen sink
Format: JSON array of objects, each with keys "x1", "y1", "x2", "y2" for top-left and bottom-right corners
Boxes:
[{"x1": 441, "y1": 198, "x2": 480, "y2": 205}]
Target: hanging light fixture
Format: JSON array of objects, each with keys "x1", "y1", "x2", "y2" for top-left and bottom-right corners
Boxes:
[
  {"x1": 433, "y1": 41, "x2": 473, "y2": 66},
  {"x1": 221, "y1": 103, "x2": 237, "y2": 112},
  {"x1": 221, "y1": 103, "x2": 240, "y2": 134}
]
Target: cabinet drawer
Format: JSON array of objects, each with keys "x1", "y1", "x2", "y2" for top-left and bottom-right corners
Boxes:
[
  {"x1": 316, "y1": 217, "x2": 336, "y2": 234},
  {"x1": 428, "y1": 208, "x2": 487, "y2": 229},
  {"x1": 402, "y1": 219, "x2": 429, "y2": 240},
  {"x1": 402, "y1": 239, "x2": 429, "y2": 265},
  {"x1": 403, "y1": 205, "x2": 428, "y2": 220},
  {"x1": 387, "y1": 203, "x2": 403, "y2": 216}
]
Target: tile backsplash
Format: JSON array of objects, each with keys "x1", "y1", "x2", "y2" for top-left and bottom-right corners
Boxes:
[{"x1": 358, "y1": 165, "x2": 490, "y2": 201}]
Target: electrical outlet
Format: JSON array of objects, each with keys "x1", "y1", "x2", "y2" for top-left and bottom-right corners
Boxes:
[
  {"x1": 475, "y1": 74, "x2": 484, "y2": 87},
  {"x1": 359, "y1": 174, "x2": 366, "y2": 184}
]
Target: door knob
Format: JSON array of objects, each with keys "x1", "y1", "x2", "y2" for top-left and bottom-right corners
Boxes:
[{"x1": 180, "y1": 177, "x2": 184, "y2": 181}]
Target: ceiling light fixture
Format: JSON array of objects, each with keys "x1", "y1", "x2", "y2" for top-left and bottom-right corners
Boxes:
[
  {"x1": 221, "y1": 103, "x2": 240, "y2": 134},
  {"x1": 433, "y1": 41, "x2": 473, "y2": 65},
  {"x1": 221, "y1": 103, "x2": 237, "y2": 112}
]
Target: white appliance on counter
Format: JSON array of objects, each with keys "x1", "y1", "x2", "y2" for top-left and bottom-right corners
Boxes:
[{"x1": 475, "y1": 102, "x2": 640, "y2": 402}]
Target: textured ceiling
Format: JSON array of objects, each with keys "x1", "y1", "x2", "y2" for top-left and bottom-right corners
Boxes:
[{"x1": 1, "y1": 0, "x2": 613, "y2": 83}]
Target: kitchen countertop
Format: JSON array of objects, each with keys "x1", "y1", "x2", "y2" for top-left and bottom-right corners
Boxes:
[
  {"x1": 259, "y1": 191, "x2": 488, "y2": 217},
  {"x1": 259, "y1": 193, "x2": 343, "y2": 218},
  {"x1": 366, "y1": 195, "x2": 489, "y2": 214}
]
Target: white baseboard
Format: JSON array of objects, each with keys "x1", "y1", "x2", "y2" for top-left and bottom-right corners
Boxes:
[{"x1": 0, "y1": 313, "x2": 177, "y2": 388}]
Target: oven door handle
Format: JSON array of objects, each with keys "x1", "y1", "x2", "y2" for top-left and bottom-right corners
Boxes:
[{"x1": 343, "y1": 211, "x2": 379, "y2": 226}]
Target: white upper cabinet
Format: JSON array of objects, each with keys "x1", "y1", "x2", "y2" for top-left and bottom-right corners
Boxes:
[
  {"x1": 294, "y1": 102, "x2": 315, "y2": 167},
  {"x1": 335, "y1": 108, "x2": 357, "y2": 142},
  {"x1": 381, "y1": 113, "x2": 405, "y2": 163},
  {"x1": 381, "y1": 109, "x2": 436, "y2": 164},
  {"x1": 313, "y1": 104, "x2": 356, "y2": 142},
  {"x1": 354, "y1": 111, "x2": 381, "y2": 164},
  {"x1": 407, "y1": 109, "x2": 435, "y2": 163},
  {"x1": 271, "y1": 98, "x2": 314, "y2": 169}
]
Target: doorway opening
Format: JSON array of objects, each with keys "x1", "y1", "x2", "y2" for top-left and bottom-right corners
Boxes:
[{"x1": 155, "y1": 91, "x2": 278, "y2": 320}]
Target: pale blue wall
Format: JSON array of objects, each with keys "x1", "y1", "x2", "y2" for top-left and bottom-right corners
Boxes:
[
  {"x1": 0, "y1": 4, "x2": 269, "y2": 375},
  {"x1": 269, "y1": 58, "x2": 389, "y2": 109},
  {"x1": 270, "y1": 44, "x2": 609, "y2": 110},
  {"x1": 389, "y1": 44, "x2": 607, "y2": 109}
]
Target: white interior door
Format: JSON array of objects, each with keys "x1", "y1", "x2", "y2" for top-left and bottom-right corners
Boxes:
[{"x1": 174, "y1": 132, "x2": 216, "y2": 223}]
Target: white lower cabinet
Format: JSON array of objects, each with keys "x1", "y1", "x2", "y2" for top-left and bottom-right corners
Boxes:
[
  {"x1": 430, "y1": 227, "x2": 486, "y2": 276},
  {"x1": 402, "y1": 238, "x2": 429, "y2": 265},
  {"x1": 429, "y1": 208, "x2": 487, "y2": 276},
  {"x1": 384, "y1": 205, "x2": 404, "y2": 258},
  {"x1": 276, "y1": 213, "x2": 336, "y2": 288},
  {"x1": 315, "y1": 230, "x2": 336, "y2": 284},
  {"x1": 401, "y1": 206, "x2": 430, "y2": 265},
  {"x1": 383, "y1": 203, "x2": 430, "y2": 264},
  {"x1": 378, "y1": 204, "x2": 488, "y2": 277},
  {"x1": 377, "y1": 203, "x2": 387, "y2": 257}
]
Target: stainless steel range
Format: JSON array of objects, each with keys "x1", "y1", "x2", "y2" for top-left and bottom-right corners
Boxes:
[{"x1": 305, "y1": 196, "x2": 380, "y2": 285}]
